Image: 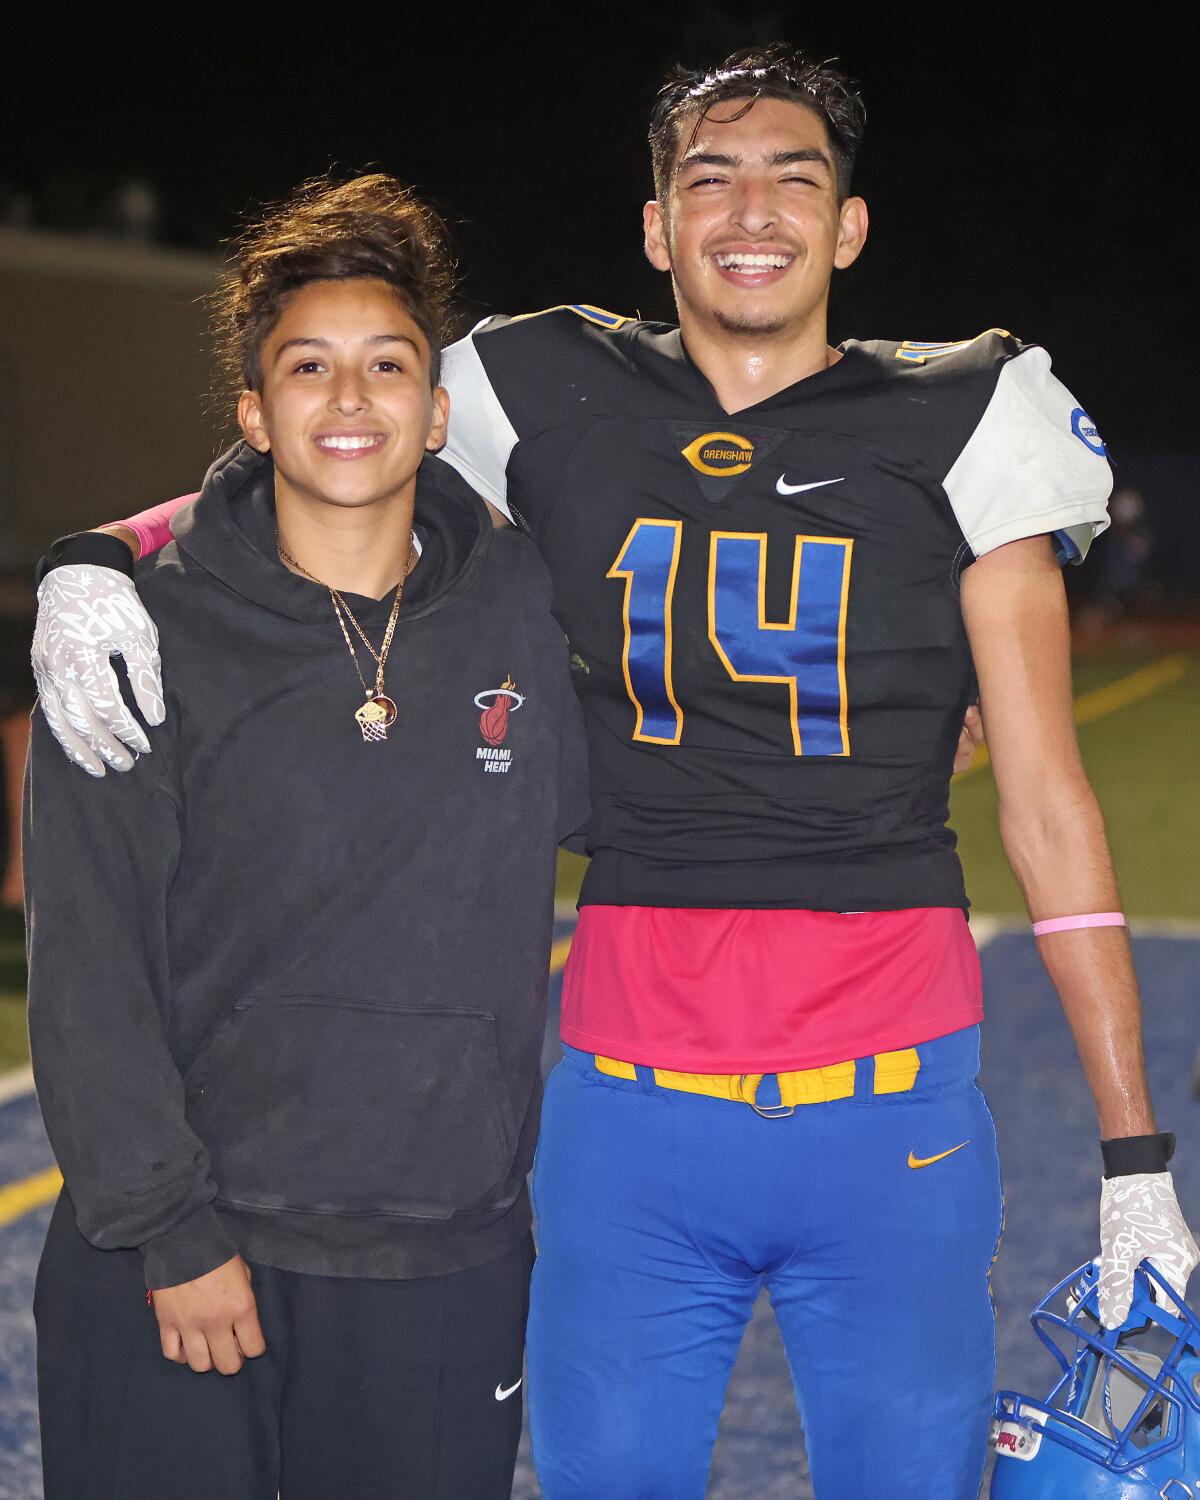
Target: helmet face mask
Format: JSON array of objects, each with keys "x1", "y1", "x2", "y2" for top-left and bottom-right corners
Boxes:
[{"x1": 991, "y1": 1262, "x2": 1200, "y2": 1497}]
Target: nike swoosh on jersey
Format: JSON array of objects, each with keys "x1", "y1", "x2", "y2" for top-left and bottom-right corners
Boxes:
[
  {"x1": 776, "y1": 475, "x2": 845, "y2": 496},
  {"x1": 907, "y1": 1142, "x2": 970, "y2": 1169},
  {"x1": 495, "y1": 1378, "x2": 523, "y2": 1401}
]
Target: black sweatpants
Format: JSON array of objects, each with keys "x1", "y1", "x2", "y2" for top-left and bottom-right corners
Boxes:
[{"x1": 35, "y1": 1193, "x2": 532, "y2": 1500}]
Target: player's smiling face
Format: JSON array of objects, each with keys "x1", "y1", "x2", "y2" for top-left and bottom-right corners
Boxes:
[
  {"x1": 644, "y1": 96, "x2": 867, "y2": 342},
  {"x1": 237, "y1": 277, "x2": 448, "y2": 512}
]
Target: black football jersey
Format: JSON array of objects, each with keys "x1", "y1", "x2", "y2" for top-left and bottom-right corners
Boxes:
[{"x1": 438, "y1": 307, "x2": 1112, "y2": 910}]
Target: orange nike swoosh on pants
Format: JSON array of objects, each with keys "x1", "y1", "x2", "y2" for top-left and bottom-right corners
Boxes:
[{"x1": 908, "y1": 1142, "x2": 970, "y2": 1169}]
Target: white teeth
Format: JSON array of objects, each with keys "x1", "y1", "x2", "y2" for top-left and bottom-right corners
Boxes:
[
  {"x1": 715, "y1": 252, "x2": 792, "y2": 270},
  {"x1": 317, "y1": 435, "x2": 382, "y2": 451}
]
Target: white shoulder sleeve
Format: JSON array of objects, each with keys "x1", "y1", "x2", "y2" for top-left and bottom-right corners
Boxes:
[
  {"x1": 434, "y1": 320, "x2": 518, "y2": 521},
  {"x1": 943, "y1": 347, "x2": 1113, "y2": 562}
]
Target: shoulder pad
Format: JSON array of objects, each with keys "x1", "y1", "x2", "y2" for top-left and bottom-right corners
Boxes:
[
  {"x1": 509, "y1": 303, "x2": 634, "y2": 331},
  {"x1": 891, "y1": 328, "x2": 1018, "y2": 365}
]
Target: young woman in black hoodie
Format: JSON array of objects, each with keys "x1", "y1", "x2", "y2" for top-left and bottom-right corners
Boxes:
[{"x1": 25, "y1": 176, "x2": 587, "y2": 1500}]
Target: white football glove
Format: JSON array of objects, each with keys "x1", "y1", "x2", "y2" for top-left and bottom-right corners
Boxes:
[
  {"x1": 1098, "y1": 1171, "x2": 1199, "y2": 1329},
  {"x1": 32, "y1": 565, "x2": 164, "y2": 777}
]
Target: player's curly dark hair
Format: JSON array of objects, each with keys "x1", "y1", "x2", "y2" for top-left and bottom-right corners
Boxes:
[
  {"x1": 649, "y1": 45, "x2": 866, "y2": 204},
  {"x1": 210, "y1": 173, "x2": 456, "y2": 396}
]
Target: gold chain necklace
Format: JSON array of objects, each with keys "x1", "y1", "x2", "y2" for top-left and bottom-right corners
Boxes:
[{"x1": 277, "y1": 530, "x2": 415, "y2": 743}]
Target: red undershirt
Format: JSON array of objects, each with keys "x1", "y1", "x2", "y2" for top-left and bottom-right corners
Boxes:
[{"x1": 559, "y1": 905, "x2": 983, "y2": 1074}]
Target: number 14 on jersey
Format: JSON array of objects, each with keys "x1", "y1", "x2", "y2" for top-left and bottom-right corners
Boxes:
[{"x1": 607, "y1": 519, "x2": 853, "y2": 757}]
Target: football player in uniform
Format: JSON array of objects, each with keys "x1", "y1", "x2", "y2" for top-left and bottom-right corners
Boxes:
[{"x1": 27, "y1": 45, "x2": 1198, "y2": 1500}]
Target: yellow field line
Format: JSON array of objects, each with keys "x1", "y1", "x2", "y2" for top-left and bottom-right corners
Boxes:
[
  {"x1": 1072, "y1": 653, "x2": 1191, "y2": 725},
  {"x1": 550, "y1": 935, "x2": 573, "y2": 974},
  {"x1": 959, "y1": 654, "x2": 1191, "y2": 780},
  {"x1": 0, "y1": 1164, "x2": 61, "y2": 1229}
]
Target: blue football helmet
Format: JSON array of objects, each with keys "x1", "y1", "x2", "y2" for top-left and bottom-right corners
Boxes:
[{"x1": 991, "y1": 1260, "x2": 1200, "y2": 1497}]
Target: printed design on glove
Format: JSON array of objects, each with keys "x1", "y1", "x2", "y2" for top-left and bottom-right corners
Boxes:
[
  {"x1": 32, "y1": 565, "x2": 164, "y2": 775},
  {"x1": 1098, "y1": 1171, "x2": 1200, "y2": 1328}
]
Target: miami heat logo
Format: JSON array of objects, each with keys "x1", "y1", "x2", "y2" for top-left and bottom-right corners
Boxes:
[{"x1": 474, "y1": 676, "x2": 525, "y2": 748}]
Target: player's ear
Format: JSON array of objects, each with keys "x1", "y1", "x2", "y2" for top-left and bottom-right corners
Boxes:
[
  {"x1": 833, "y1": 195, "x2": 868, "y2": 271},
  {"x1": 425, "y1": 386, "x2": 450, "y2": 453},
  {"x1": 644, "y1": 199, "x2": 672, "y2": 273},
  {"x1": 238, "y1": 389, "x2": 271, "y2": 454}
]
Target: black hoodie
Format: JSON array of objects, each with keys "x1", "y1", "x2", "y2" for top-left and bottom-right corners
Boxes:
[{"x1": 25, "y1": 443, "x2": 588, "y2": 1287}]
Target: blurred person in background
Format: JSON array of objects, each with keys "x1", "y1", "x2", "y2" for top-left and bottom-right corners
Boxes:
[
  {"x1": 1102, "y1": 488, "x2": 1156, "y2": 611},
  {"x1": 1071, "y1": 485, "x2": 1159, "y2": 645},
  {"x1": 1096, "y1": 486, "x2": 1157, "y2": 621}
]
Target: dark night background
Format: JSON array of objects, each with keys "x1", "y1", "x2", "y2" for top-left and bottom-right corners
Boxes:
[
  {"x1": 3, "y1": 4, "x2": 1196, "y2": 445},
  {"x1": 0, "y1": 16, "x2": 1196, "y2": 1499}
]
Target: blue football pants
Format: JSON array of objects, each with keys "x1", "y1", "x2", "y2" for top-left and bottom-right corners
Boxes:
[{"x1": 528, "y1": 1028, "x2": 1003, "y2": 1499}]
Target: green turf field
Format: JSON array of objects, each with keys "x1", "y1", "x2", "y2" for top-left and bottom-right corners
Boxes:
[
  {"x1": 0, "y1": 991, "x2": 27, "y2": 1073},
  {"x1": 0, "y1": 920, "x2": 26, "y2": 1074},
  {"x1": 3, "y1": 651, "x2": 1195, "y2": 1077},
  {"x1": 952, "y1": 651, "x2": 1198, "y2": 918}
]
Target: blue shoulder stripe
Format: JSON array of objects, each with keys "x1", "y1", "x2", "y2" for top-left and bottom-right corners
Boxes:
[
  {"x1": 568, "y1": 303, "x2": 629, "y2": 329},
  {"x1": 894, "y1": 328, "x2": 1013, "y2": 364},
  {"x1": 508, "y1": 303, "x2": 632, "y2": 330}
]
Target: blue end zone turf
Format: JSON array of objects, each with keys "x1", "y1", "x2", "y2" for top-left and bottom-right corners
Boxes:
[
  {"x1": 0, "y1": 1093, "x2": 55, "y2": 1496},
  {"x1": 2, "y1": 924, "x2": 1197, "y2": 1499},
  {"x1": 982, "y1": 933, "x2": 1200, "y2": 1400},
  {"x1": 0, "y1": 1204, "x2": 50, "y2": 1489}
]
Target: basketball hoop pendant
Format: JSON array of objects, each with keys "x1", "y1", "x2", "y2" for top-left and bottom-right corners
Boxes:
[
  {"x1": 355, "y1": 694, "x2": 398, "y2": 743},
  {"x1": 275, "y1": 529, "x2": 414, "y2": 748}
]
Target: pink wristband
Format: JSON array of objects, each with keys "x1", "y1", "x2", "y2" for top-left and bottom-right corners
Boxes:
[
  {"x1": 1032, "y1": 912, "x2": 1126, "y2": 937},
  {"x1": 118, "y1": 494, "x2": 198, "y2": 561}
]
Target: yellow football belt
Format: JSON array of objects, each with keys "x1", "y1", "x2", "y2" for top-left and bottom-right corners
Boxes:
[{"x1": 594, "y1": 1047, "x2": 921, "y2": 1105}]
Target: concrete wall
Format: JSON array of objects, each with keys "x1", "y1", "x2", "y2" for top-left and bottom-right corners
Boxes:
[{"x1": 0, "y1": 228, "x2": 227, "y2": 557}]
